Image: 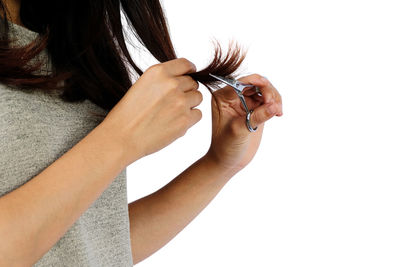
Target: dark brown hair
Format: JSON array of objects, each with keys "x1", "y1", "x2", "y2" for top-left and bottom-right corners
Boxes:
[{"x1": 0, "y1": 0, "x2": 246, "y2": 118}]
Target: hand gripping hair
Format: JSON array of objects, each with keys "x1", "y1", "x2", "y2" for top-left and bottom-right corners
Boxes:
[{"x1": 0, "y1": 0, "x2": 248, "y2": 116}]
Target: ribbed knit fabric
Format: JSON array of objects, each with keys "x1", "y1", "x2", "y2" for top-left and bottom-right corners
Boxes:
[{"x1": 0, "y1": 21, "x2": 134, "y2": 267}]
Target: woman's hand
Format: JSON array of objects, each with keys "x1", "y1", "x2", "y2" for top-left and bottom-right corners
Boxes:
[
  {"x1": 101, "y1": 58, "x2": 203, "y2": 166},
  {"x1": 205, "y1": 74, "x2": 283, "y2": 174}
]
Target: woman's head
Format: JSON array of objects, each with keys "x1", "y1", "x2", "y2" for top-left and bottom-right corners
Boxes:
[{"x1": 0, "y1": 0, "x2": 246, "y2": 115}]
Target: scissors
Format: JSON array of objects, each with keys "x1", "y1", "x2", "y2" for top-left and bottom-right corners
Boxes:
[{"x1": 209, "y1": 73, "x2": 262, "y2": 132}]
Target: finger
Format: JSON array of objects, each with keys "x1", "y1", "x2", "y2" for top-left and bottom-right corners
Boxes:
[
  {"x1": 238, "y1": 74, "x2": 279, "y2": 105},
  {"x1": 242, "y1": 86, "x2": 261, "y2": 96},
  {"x1": 163, "y1": 58, "x2": 197, "y2": 76},
  {"x1": 242, "y1": 95, "x2": 263, "y2": 111},
  {"x1": 175, "y1": 75, "x2": 199, "y2": 92},
  {"x1": 250, "y1": 102, "x2": 279, "y2": 126},
  {"x1": 185, "y1": 90, "x2": 203, "y2": 108},
  {"x1": 188, "y1": 108, "x2": 203, "y2": 128},
  {"x1": 240, "y1": 74, "x2": 283, "y2": 116}
]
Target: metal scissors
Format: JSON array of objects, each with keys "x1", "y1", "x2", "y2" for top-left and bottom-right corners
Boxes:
[{"x1": 209, "y1": 73, "x2": 262, "y2": 132}]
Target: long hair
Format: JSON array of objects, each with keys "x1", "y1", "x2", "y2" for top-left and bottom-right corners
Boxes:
[{"x1": 0, "y1": 0, "x2": 247, "y2": 118}]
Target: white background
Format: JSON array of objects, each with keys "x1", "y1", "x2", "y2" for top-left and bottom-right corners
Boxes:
[{"x1": 125, "y1": 0, "x2": 400, "y2": 266}]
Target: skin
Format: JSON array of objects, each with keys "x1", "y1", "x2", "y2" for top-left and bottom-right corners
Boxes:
[
  {"x1": 128, "y1": 74, "x2": 282, "y2": 263},
  {"x1": 0, "y1": 0, "x2": 283, "y2": 265},
  {"x1": 0, "y1": 0, "x2": 23, "y2": 26}
]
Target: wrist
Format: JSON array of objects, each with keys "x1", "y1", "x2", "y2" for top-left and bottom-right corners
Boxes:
[
  {"x1": 94, "y1": 121, "x2": 143, "y2": 168},
  {"x1": 201, "y1": 151, "x2": 239, "y2": 179}
]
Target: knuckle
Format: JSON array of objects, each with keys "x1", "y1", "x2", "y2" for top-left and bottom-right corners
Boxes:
[
  {"x1": 265, "y1": 92, "x2": 274, "y2": 102},
  {"x1": 262, "y1": 107, "x2": 271, "y2": 118},
  {"x1": 179, "y1": 57, "x2": 196, "y2": 72},
  {"x1": 178, "y1": 57, "x2": 190, "y2": 65},
  {"x1": 148, "y1": 63, "x2": 162, "y2": 73},
  {"x1": 252, "y1": 73, "x2": 263, "y2": 80},
  {"x1": 167, "y1": 78, "x2": 180, "y2": 90},
  {"x1": 178, "y1": 57, "x2": 189, "y2": 63},
  {"x1": 148, "y1": 64, "x2": 167, "y2": 78},
  {"x1": 175, "y1": 96, "x2": 186, "y2": 109}
]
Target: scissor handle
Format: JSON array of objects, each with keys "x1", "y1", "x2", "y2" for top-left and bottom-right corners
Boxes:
[
  {"x1": 247, "y1": 110, "x2": 258, "y2": 132},
  {"x1": 234, "y1": 84, "x2": 261, "y2": 132},
  {"x1": 236, "y1": 92, "x2": 258, "y2": 132},
  {"x1": 236, "y1": 83, "x2": 263, "y2": 96},
  {"x1": 236, "y1": 92, "x2": 250, "y2": 114}
]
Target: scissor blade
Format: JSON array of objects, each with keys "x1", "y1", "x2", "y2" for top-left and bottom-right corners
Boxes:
[{"x1": 209, "y1": 73, "x2": 237, "y2": 88}]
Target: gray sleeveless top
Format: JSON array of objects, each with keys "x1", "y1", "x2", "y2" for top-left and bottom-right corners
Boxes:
[{"x1": 0, "y1": 21, "x2": 133, "y2": 267}]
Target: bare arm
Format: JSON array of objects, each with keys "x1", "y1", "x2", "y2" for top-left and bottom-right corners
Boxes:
[
  {"x1": 0, "y1": 123, "x2": 139, "y2": 266},
  {"x1": 128, "y1": 153, "x2": 237, "y2": 264},
  {"x1": 0, "y1": 57, "x2": 204, "y2": 266}
]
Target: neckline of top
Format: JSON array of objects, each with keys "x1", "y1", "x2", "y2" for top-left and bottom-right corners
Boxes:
[{"x1": 7, "y1": 19, "x2": 40, "y2": 41}]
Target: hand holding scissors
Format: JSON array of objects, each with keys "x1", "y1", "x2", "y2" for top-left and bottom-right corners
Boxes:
[
  {"x1": 209, "y1": 73, "x2": 264, "y2": 132},
  {"x1": 205, "y1": 73, "x2": 282, "y2": 173}
]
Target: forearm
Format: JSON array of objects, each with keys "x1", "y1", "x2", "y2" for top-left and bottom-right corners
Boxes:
[
  {"x1": 0, "y1": 122, "x2": 133, "y2": 266},
  {"x1": 128, "y1": 154, "x2": 238, "y2": 264}
]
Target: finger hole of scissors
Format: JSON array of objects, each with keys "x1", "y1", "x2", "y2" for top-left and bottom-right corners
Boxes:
[{"x1": 242, "y1": 86, "x2": 262, "y2": 96}]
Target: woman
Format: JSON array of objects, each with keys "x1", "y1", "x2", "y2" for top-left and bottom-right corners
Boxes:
[{"x1": 0, "y1": 0, "x2": 283, "y2": 266}]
